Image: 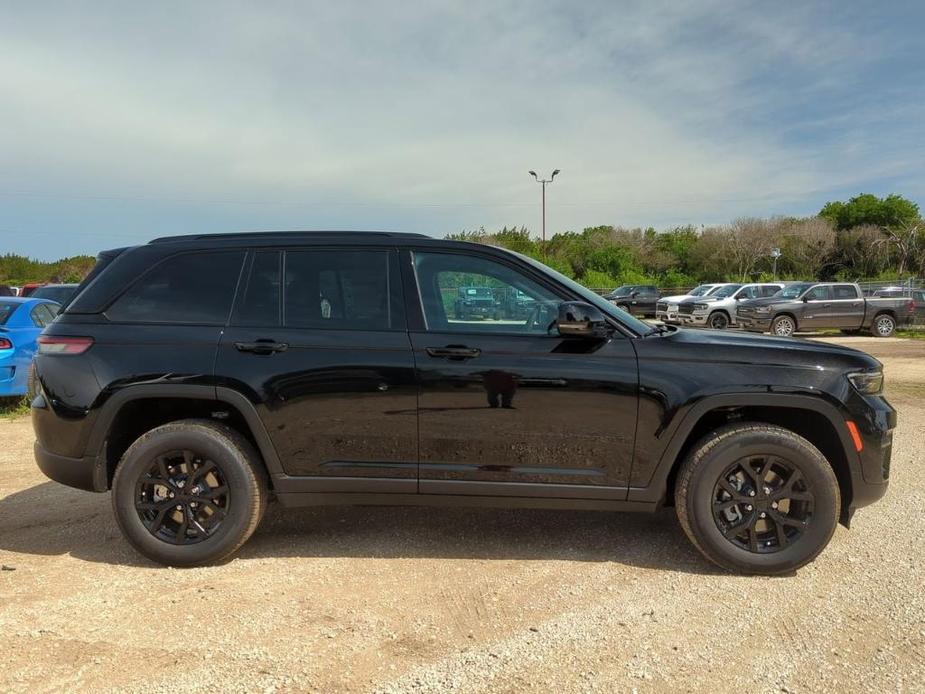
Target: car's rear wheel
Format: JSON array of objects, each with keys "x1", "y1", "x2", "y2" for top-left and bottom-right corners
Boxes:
[
  {"x1": 675, "y1": 423, "x2": 840, "y2": 575},
  {"x1": 771, "y1": 315, "x2": 796, "y2": 337},
  {"x1": 872, "y1": 313, "x2": 896, "y2": 337},
  {"x1": 708, "y1": 311, "x2": 729, "y2": 329},
  {"x1": 112, "y1": 419, "x2": 268, "y2": 567}
]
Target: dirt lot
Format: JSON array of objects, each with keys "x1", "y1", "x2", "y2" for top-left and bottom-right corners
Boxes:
[{"x1": 1, "y1": 336, "x2": 924, "y2": 693}]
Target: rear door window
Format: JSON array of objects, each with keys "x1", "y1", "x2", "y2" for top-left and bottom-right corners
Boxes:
[
  {"x1": 107, "y1": 251, "x2": 245, "y2": 324},
  {"x1": 283, "y1": 249, "x2": 402, "y2": 330},
  {"x1": 833, "y1": 285, "x2": 860, "y2": 299},
  {"x1": 233, "y1": 251, "x2": 282, "y2": 327}
]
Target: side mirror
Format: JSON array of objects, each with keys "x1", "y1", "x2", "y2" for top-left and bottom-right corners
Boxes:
[
  {"x1": 630, "y1": 291, "x2": 640, "y2": 298},
  {"x1": 557, "y1": 301, "x2": 609, "y2": 338},
  {"x1": 802, "y1": 296, "x2": 809, "y2": 302}
]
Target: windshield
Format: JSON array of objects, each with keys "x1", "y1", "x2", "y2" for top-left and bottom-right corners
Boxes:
[
  {"x1": 688, "y1": 285, "x2": 712, "y2": 296},
  {"x1": 611, "y1": 285, "x2": 632, "y2": 294},
  {"x1": 776, "y1": 283, "x2": 814, "y2": 299},
  {"x1": 513, "y1": 252, "x2": 654, "y2": 335},
  {"x1": 712, "y1": 284, "x2": 742, "y2": 298},
  {"x1": 0, "y1": 301, "x2": 16, "y2": 325}
]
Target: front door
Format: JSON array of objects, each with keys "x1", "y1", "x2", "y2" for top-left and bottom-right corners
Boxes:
[
  {"x1": 799, "y1": 285, "x2": 835, "y2": 329},
  {"x1": 215, "y1": 247, "x2": 418, "y2": 492},
  {"x1": 405, "y1": 249, "x2": 638, "y2": 499}
]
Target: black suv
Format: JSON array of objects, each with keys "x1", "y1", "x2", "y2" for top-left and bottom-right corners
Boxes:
[
  {"x1": 32, "y1": 232, "x2": 895, "y2": 574},
  {"x1": 604, "y1": 285, "x2": 660, "y2": 317}
]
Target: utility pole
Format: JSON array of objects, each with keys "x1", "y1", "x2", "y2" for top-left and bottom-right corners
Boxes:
[
  {"x1": 771, "y1": 247, "x2": 781, "y2": 280},
  {"x1": 529, "y1": 169, "x2": 560, "y2": 253}
]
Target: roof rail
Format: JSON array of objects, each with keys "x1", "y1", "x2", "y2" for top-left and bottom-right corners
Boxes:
[{"x1": 149, "y1": 230, "x2": 430, "y2": 244}]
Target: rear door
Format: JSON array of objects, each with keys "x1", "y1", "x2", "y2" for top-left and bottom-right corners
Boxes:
[
  {"x1": 831, "y1": 284, "x2": 864, "y2": 328},
  {"x1": 405, "y1": 248, "x2": 638, "y2": 498},
  {"x1": 215, "y1": 247, "x2": 418, "y2": 492}
]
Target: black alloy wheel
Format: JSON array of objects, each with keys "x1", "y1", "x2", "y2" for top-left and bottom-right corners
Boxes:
[
  {"x1": 709, "y1": 312, "x2": 729, "y2": 330},
  {"x1": 712, "y1": 455, "x2": 814, "y2": 553},
  {"x1": 135, "y1": 450, "x2": 229, "y2": 545}
]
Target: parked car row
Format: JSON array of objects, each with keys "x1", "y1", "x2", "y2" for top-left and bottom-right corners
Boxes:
[
  {"x1": 0, "y1": 282, "x2": 79, "y2": 301},
  {"x1": 647, "y1": 281, "x2": 917, "y2": 337}
]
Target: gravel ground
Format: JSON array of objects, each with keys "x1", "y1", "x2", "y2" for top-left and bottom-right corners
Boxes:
[{"x1": 1, "y1": 336, "x2": 923, "y2": 693}]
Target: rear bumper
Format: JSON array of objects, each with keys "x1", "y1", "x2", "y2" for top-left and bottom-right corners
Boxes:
[{"x1": 34, "y1": 440, "x2": 106, "y2": 492}]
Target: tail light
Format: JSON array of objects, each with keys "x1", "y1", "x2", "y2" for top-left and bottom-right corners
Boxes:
[
  {"x1": 37, "y1": 335, "x2": 94, "y2": 355},
  {"x1": 0, "y1": 337, "x2": 12, "y2": 350}
]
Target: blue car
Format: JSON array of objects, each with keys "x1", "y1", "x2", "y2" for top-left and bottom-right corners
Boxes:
[{"x1": 0, "y1": 297, "x2": 60, "y2": 397}]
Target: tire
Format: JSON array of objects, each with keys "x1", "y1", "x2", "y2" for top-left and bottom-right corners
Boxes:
[
  {"x1": 675, "y1": 423, "x2": 840, "y2": 575},
  {"x1": 617, "y1": 304, "x2": 630, "y2": 313},
  {"x1": 871, "y1": 313, "x2": 896, "y2": 338},
  {"x1": 112, "y1": 419, "x2": 268, "y2": 567},
  {"x1": 708, "y1": 311, "x2": 730, "y2": 330},
  {"x1": 771, "y1": 314, "x2": 796, "y2": 337}
]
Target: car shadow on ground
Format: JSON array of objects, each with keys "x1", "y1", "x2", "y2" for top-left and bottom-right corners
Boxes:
[{"x1": 0, "y1": 481, "x2": 723, "y2": 575}]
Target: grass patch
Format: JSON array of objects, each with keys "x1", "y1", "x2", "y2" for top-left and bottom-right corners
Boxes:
[
  {"x1": 0, "y1": 397, "x2": 30, "y2": 418},
  {"x1": 895, "y1": 328, "x2": 925, "y2": 340}
]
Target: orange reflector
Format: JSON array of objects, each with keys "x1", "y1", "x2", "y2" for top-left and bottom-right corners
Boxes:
[{"x1": 846, "y1": 421, "x2": 864, "y2": 452}]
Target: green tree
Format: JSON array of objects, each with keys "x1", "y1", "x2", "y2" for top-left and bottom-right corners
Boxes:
[{"x1": 819, "y1": 193, "x2": 919, "y2": 231}]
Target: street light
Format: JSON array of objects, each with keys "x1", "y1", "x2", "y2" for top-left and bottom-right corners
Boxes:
[
  {"x1": 771, "y1": 247, "x2": 782, "y2": 280},
  {"x1": 529, "y1": 169, "x2": 560, "y2": 251}
]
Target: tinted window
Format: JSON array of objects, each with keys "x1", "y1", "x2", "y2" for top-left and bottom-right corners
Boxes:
[
  {"x1": 640, "y1": 286, "x2": 659, "y2": 295},
  {"x1": 761, "y1": 285, "x2": 782, "y2": 297},
  {"x1": 233, "y1": 251, "x2": 281, "y2": 327},
  {"x1": 414, "y1": 251, "x2": 559, "y2": 334},
  {"x1": 805, "y1": 286, "x2": 831, "y2": 301},
  {"x1": 736, "y1": 286, "x2": 759, "y2": 300},
  {"x1": 915, "y1": 290, "x2": 925, "y2": 302},
  {"x1": 833, "y1": 284, "x2": 859, "y2": 299},
  {"x1": 0, "y1": 301, "x2": 16, "y2": 325},
  {"x1": 30, "y1": 303, "x2": 57, "y2": 327},
  {"x1": 108, "y1": 251, "x2": 245, "y2": 324},
  {"x1": 284, "y1": 249, "x2": 398, "y2": 330}
]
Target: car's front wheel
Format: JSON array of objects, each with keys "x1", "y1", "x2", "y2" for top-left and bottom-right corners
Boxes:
[
  {"x1": 771, "y1": 315, "x2": 796, "y2": 337},
  {"x1": 675, "y1": 423, "x2": 840, "y2": 575},
  {"x1": 112, "y1": 419, "x2": 268, "y2": 567},
  {"x1": 708, "y1": 311, "x2": 730, "y2": 329}
]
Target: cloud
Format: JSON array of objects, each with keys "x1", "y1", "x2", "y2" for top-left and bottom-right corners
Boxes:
[{"x1": 0, "y1": 1, "x2": 922, "y2": 257}]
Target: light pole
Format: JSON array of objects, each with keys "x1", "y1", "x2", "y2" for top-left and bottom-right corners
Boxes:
[
  {"x1": 529, "y1": 169, "x2": 560, "y2": 251},
  {"x1": 771, "y1": 247, "x2": 781, "y2": 280}
]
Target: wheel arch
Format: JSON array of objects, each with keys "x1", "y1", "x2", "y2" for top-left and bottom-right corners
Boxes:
[
  {"x1": 631, "y1": 393, "x2": 861, "y2": 525},
  {"x1": 89, "y1": 385, "x2": 283, "y2": 489}
]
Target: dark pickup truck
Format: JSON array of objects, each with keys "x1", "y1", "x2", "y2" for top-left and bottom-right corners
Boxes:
[{"x1": 737, "y1": 282, "x2": 914, "y2": 337}]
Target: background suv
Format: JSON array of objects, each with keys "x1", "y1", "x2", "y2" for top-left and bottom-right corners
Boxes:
[
  {"x1": 33, "y1": 232, "x2": 895, "y2": 575},
  {"x1": 603, "y1": 285, "x2": 660, "y2": 317}
]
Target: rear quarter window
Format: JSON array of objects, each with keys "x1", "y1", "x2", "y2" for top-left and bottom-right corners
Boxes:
[{"x1": 106, "y1": 251, "x2": 245, "y2": 324}]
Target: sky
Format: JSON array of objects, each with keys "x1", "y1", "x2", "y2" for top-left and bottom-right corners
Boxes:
[{"x1": 1, "y1": 1, "x2": 923, "y2": 260}]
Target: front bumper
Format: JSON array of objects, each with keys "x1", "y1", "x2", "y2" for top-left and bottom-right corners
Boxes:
[
  {"x1": 656, "y1": 310, "x2": 681, "y2": 324},
  {"x1": 34, "y1": 440, "x2": 107, "y2": 492},
  {"x1": 679, "y1": 313, "x2": 708, "y2": 326}
]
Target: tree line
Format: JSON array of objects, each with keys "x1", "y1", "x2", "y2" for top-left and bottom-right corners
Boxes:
[
  {"x1": 0, "y1": 253, "x2": 97, "y2": 286},
  {"x1": 448, "y1": 193, "x2": 924, "y2": 289}
]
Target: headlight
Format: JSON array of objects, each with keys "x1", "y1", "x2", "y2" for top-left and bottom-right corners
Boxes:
[
  {"x1": 755, "y1": 306, "x2": 771, "y2": 314},
  {"x1": 847, "y1": 370, "x2": 884, "y2": 395},
  {"x1": 694, "y1": 303, "x2": 708, "y2": 311}
]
